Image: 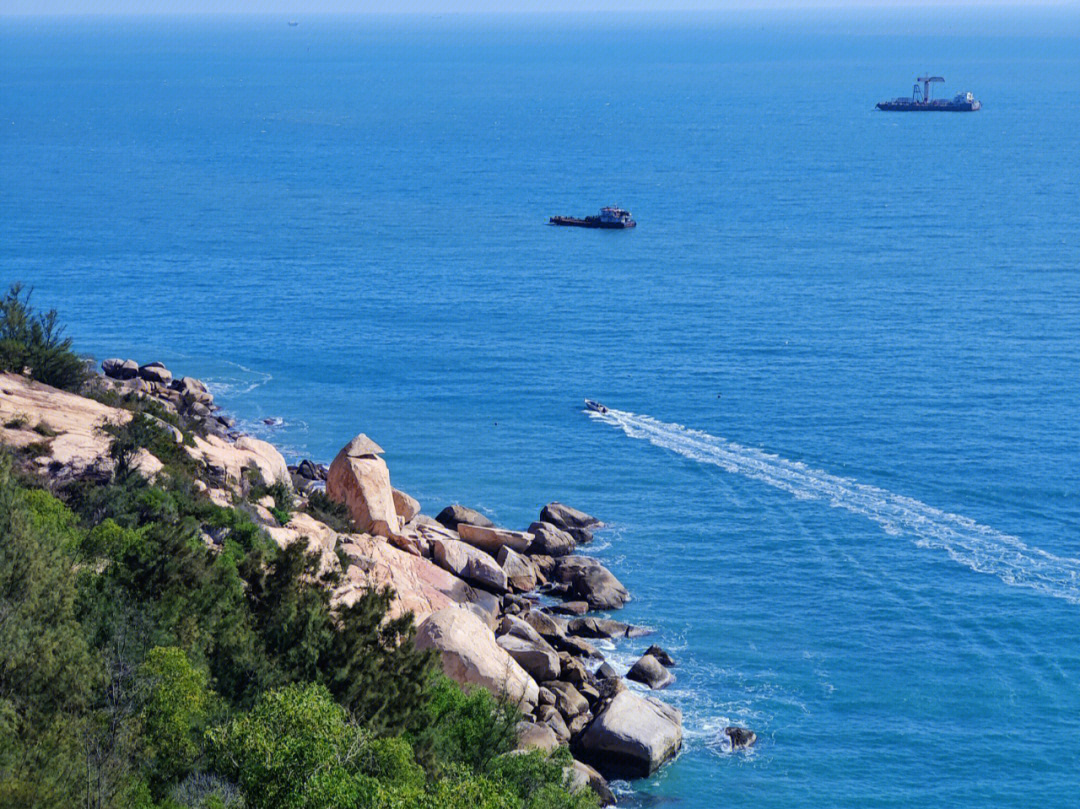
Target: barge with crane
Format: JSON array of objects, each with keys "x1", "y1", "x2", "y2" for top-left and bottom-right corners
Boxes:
[{"x1": 877, "y1": 76, "x2": 980, "y2": 111}]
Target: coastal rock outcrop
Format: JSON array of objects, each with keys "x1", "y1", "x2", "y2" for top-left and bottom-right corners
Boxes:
[
  {"x1": 435, "y1": 504, "x2": 494, "y2": 531},
  {"x1": 335, "y1": 533, "x2": 476, "y2": 623},
  {"x1": 432, "y1": 537, "x2": 509, "y2": 594},
  {"x1": 626, "y1": 654, "x2": 675, "y2": 690},
  {"x1": 416, "y1": 607, "x2": 539, "y2": 708},
  {"x1": 540, "y1": 502, "x2": 600, "y2": 543},
  {"x1": 553, "y1": 556, "x2": 629, "y2": 610},
  {"x1": 457, "y1": 522, "x2": 533, "y2": 555},
  {"x1": 565, "y1": 759, "x2": 616, "y2": 806},
  {"x1": 575, "y1": 690, "x2": 683, "y2": 778},
  {"x1": 497, "y1": 545, "x2": 538, "y2": 593},
  {"x1": 326, "y1": 433, "x2": 400, "y2": 538},
  {"x1": 528, "y1": 521, "x2": 576, "y2": 557}
]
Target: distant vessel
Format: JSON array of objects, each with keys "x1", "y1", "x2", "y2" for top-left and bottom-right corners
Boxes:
[
  {"x1": 877, "y1": 75, "x2": 981, "y2": 111},
  {"x1": 585, "y1": 399, "x2": 608, "y2": 414},
  {"x1": 550, "y1": 207, "x2": 636, "y2": 229},
  {"x1": 288, "y1": 20, "x2": 299, "y2": 27}
]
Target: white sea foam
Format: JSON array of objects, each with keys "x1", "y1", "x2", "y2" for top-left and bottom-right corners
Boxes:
[{"x1": 589, "y1": 407, "x2": 1080, "y2": 605}]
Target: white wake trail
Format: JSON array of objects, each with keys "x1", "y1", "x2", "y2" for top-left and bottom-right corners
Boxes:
[{"x1": 590, "y1": 407, "x2": 1080, "y2": 605}]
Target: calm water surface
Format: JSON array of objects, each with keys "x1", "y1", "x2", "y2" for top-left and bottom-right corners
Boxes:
[{"x1": 3, "y1": 10, "x2": 1080, "y2": 807}]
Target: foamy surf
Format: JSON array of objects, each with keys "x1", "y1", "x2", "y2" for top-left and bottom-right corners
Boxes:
[{"x1": 588, "y1": 406, "x2": 1080, "y2": 605}]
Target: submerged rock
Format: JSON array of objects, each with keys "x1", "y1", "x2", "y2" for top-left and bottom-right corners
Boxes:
[{"x1": 724, "y1": 726, "x2": 757, "y2": 751}]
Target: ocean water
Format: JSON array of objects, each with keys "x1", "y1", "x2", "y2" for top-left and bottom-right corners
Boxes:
[{"x1": 4, "y1": 9, "x2": 1080, "y2": 807}]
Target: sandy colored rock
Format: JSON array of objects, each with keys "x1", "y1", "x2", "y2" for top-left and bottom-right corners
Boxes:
[
  {"x1": 186, "y1": 432, "x2": 291, "y2": 492},
  {"x1": 416, "y1": 608, "x2": 539, "y2": 708},
  {"x1": 457, "y1": 522, "x2": 533, "y2": 555},
  {"x1": 516, "y1": 721, "x2": 559, "y2": 753},
  {"x1": 435, "y1": 504, "x2": 495, "y2": 531},
  {"x1": 392, "y1": 488, "x2": 420, "y2": 522},
  {"x1": 0, "y1": 372, "x2": 161, "y2": 478},
  {"x1": 326, "y1": 434, "x2": 400, "y2": 538},
  {"x1": 335, "y1": 534, "x2": 475, "y2": 624}
]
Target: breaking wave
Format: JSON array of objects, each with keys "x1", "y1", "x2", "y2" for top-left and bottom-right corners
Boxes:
[{"x1": 588, "y1": 407, "x2": 1080, "y2": 605}]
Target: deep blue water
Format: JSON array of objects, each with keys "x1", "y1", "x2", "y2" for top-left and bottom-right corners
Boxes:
[{"x1": 4, "y1": 10, "x2": 1080, "y2": 807}]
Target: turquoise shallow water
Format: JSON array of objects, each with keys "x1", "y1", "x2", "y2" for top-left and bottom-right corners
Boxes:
[{"x1": 3, "y1": 10, "x2": 1080, "y2": 806}]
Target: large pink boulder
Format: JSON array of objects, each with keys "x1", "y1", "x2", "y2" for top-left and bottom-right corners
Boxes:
[
  {"x1": 326, "y1": 434, "x2": 400, "y2": 538},
  {"x1": 416, "y1": 608, "x2": 539, "y2": 708}
]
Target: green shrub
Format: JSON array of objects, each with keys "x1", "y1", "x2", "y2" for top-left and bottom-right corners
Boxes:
[
  {"x1": 0, "y1": 283, "x2": 88, "y2": 392},
  {"x1": 304, "y1": 489, "x2": 355, "y2": 534},
  {"x1": 207, "y1": 683, "x2": 374, "y2": 809},
  {"x1": 139, "y1": 647, "x2": 215, "y2": 786}
]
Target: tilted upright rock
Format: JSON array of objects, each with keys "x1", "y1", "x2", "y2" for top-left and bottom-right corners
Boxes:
[{"x1": 326, "y1": 433, "x2": 400, "y2": 538}]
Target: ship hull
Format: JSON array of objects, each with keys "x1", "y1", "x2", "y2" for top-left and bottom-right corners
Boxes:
[
  {"x1": 549, "y1": 216, "x2": 636, "y2": 229},
  {"x1": 876, "y1": 101, "x2": 981, "y2": 112}
]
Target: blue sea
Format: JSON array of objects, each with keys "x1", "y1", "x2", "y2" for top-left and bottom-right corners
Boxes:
[{"x1": 4, "y1": 8, "x2": 1080, "y2": 807}]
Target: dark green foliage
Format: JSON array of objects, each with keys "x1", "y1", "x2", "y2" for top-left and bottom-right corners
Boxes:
[
  {"x1": 0, "y1": 283, "x2": 88, "y2": 392},
  {"x1": 305, "y1": 489, "x2": 356, "y2": 533}
]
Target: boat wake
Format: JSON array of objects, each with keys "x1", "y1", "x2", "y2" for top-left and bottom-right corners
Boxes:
[{"x1": 588, "y1": 406, "x2": 1080, "y2": 605}]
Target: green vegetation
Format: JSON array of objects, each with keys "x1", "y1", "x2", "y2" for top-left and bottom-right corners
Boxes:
[
  {"x1": 0, "y1": 283, "x2": 88, "y2": 392},
  {"x1": 0, "y1": 288, "x2": 594, "y2": 808}
]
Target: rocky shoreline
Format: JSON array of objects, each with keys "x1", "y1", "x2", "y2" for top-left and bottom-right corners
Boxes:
[{"x1": 2, "y1": 356, "x2": 756, "y2": 804}]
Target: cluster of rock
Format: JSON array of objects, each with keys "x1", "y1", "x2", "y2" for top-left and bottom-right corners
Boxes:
[
  {"x1": 3, "y1": 363, "x2": 754, "y2": 804},
  {"x1": 307, "y1": 433, "x2": 689, "y2": 801},
  {"x1": 100, "y1": 358, "x2": 235, "y2": 438}
]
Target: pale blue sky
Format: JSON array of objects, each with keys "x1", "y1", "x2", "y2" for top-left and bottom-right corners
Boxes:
[{"x1": 2, "y1": 0, "x2": 1070, "y2": 16}]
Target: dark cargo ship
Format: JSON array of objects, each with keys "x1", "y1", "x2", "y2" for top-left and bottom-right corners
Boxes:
[
  {"x1": 877, "y1": 75, "x2": 981, "y2": 111},
  {"x1": 550, "y1": 206, "x2": 636, "y2": 229}
]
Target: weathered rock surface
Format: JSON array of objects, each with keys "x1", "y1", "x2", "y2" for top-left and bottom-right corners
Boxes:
[
  {"x1": 540, "y1": 502, "x2": 600, "y2": 543},
  {"x1": 626, "y1": 654, "x2": 675, "y2": 690},
  {"x1": 567, "y1": 617, "x2": 649, "y2": 640},
  {"x1": 325, "y1": 433, "x2": 400, "y2": 538},
  {"x1": 432, "y1": 537, "x2": 508, "y2": 594},
  {"x1": 416, "y1": 608, "x2": 538, "y2": 708},
  {"x1": 457, "y1": 522, "x2": 533, "y2": 555},
  {"x1": 541, "y1": 680, "x2": 589, "y2": 719},
  {"x1": 0, "y1": 372, "x2": 161, "y2": 479},
  {"x1": 516, "y1": 721, "x2": 558, "y2": 753},
  {"x1": 527, "y1": 521, "x2": 576, "y2": 557},
  {"x1": 335, "y1": 533, "x2": 475, "y2": 624},
  {"x1": 724, "y1": 726, "x2": 757, "y2": 751},
  {"x1": 497, "y1": 545, "x2": 538, "y2": 592},
  {"x1": 565, "y1": 759, "x2": 616, "y2": 806},
  {"x1": 138, "y1": 362, "x2": 172, "y2": 385},
  {"x1": 497, "y1": 633, "x2": 561, "y2": 682},
  {"x1": 554, "y1": 556, "x2": 629, "y2": 610},
  {"x1": 188, "y1": 433, "x2": 291, "y2": 492},
  {"x1": 102, "y1": 358, "x2": 138, "y2": 379},
  {"x1": 575, "y1": 690, "x2": 683, "y2": 778},
  {"x1": 392, "y1": 488, "x2": 420, "y2": 522},
  {"x1": 435, "y1": 504, "x2": 494, "y2": 531}
]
